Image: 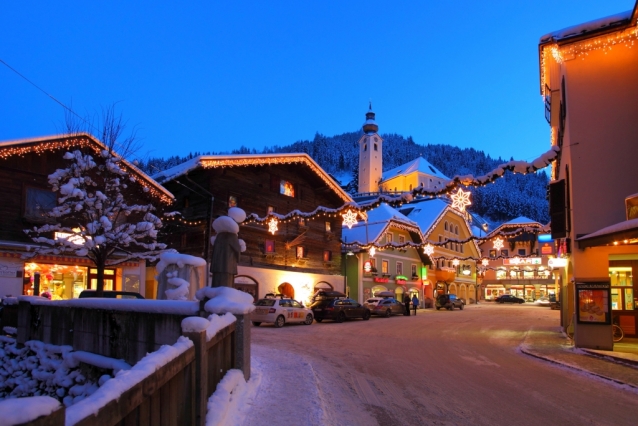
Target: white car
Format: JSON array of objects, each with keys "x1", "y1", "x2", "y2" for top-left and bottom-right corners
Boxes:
[{"x1": 252, "y1": 297, "x2": 314, "y2": 328}]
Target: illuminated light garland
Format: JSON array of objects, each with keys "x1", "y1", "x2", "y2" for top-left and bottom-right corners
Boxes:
[
  {"x1": 0, "y1": 134, "x2": 174, "y2": 205},
  {"x1": 342, "y1": 226, "x2": 542, "y2": 252},
  {"x1": 450, "y1": 188, "x2": 471, "y2": 212},
  {"x1": 430, "y1": 252, "x2": 548, "y2": 263},
  {"x1": 163, "y1": 216, "x2": 207, "y2": 227},
  {"x1": 268, "y1": 217, "x2": 279, "y2": 235},
  {"x1": 493, "y1": 237, "x2": 505, "y2": 251},
  {"x1": 540, "y1": 20, "x2": 638, "y2": 94}
]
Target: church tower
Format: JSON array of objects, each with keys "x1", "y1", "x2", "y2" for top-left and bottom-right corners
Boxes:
[{"x1": 357, "y1": 103, "x2": 383, "y2": 194}]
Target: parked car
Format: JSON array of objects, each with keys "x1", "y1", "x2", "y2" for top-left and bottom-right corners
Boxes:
[
  {"x1": 78, "y1": 290, "x2": 144, "y2": 299},
  {"x1": 251, "y1": 297, "x2": 313, "y2": 328},
  {"x1": 533, "y1": 296, "x2": 551, "y2": 306},
  {"x1": 310, "y1": 297, "x2": 371, "y2": 322},
  {"x1": 365, "y1": 297, "x2": 405, "y2": 317},
  {"x1": 495, "y1": 294, "x2": 525, "y2": 304},
  {"x1": 435, "y1": 294, "x2": 465, "y2": 310}
]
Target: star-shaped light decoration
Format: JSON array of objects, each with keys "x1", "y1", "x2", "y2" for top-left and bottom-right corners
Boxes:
[
  {"x1": 452, "y1": 258, "x2": 460, "y2": 267},
  {"x1": 369, "y1": 246, "x2": 376, "y2": 258},
  {"x1": 450, "y1": 188, "x2": 472, "y2": 212},
  {"x1": 493, "y1": 237, "x2": 504, "y2": 251},
  {"x1": 481, "y1": 258, "x2": 489, "y2": 267},
  {"x1": 268, "y1": 217, "x2": 279, "y2": 235},
  {"x1": 423, "y1": 243, "x2": 434, "y2": 257},
  {"x1": 342, "y1": 209, "x2": 359, "y2": 229}
]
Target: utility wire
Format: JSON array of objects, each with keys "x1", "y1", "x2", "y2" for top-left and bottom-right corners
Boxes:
[{"x1": 1, "y1": 57, "x2": 94, "y2": 130}]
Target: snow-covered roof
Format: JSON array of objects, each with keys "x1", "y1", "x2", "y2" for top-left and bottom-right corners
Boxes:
[
  {"x1": 488, "y1": 217, "x2": 543, "y2": 237},
  {"x1": 0, "y1": 133, "x2": 175, "y2": 204},
  {"x1": 342, "y1": 203, "x2": 422, "y2": 245},
  {"x1": 402, "y1": 199, "x2": 450, "y2": 236},
  {"x1": 540, "y1": 9, "x2": 634, "y2": 43},
  {"x1": 152, "y1": 153, "x2": 353, "y2": 204},
  {"x1": 577, "y1": 217, "x2": 638, "y2": 248},
  {"x1": 381, "y1": 157, "x2": 449, "y2": 182}
]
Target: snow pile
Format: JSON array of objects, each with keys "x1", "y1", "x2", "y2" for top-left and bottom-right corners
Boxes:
[
  {"x1": 0, "y1": 338, "x2": 113, "y2": 405},
  {"x1": 66, "y1": 336, "x2": 193, "y2": 425},
  {"x1": 0, "y1": 395, "x2": 61, "y2": 425},
  {"x1": 205, "y1": 369, "x2": 248, "y2": 426},
  {"x1": 182, "y1": 313, "x2": 237, "y2": 341},
  {"x1": 156, "y1": 251, "x2": 207, "y2": 274},
  {"x1": 196, "y1": 287, "x2": 255, "y2": 315},
  {"x1": 165, "y1": 273, "x2": 190, "y2": 300}
]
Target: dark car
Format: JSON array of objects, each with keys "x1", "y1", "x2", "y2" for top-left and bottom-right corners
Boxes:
[
  {"x1": 495, "y1": 294, "x2": 525, "y2": 304},
  {"x1": 435, "y1": 294, "x2": 464, "y2": 310},
  {"x1": 310, "y1": 297, "x2": 371, "y2": 322},
  {"x1": 79, "y1": 290, "x2": 145, "y2": 299}
]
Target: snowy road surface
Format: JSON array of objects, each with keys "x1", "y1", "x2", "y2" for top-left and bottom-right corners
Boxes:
[{"x1": 240, "y1": 303, "x2": 638, "y2": 426}]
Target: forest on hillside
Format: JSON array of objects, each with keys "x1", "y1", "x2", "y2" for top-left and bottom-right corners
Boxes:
[{"x1": 138, "y1": 131, "x2": 550, "y2": 226}]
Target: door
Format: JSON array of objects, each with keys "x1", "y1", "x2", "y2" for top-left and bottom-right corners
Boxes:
[{"x1": 88, "y1": 268, "x2": 116, "y2": 290}]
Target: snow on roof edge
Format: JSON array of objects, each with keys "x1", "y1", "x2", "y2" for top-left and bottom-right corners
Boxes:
[{"x1": 539, "y1": 9, "x2": 633, "y2": 43}]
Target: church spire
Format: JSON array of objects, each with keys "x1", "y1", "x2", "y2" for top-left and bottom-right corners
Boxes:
[{"x1": 362, "y1": 102, "x2": 379, "y2": 134}]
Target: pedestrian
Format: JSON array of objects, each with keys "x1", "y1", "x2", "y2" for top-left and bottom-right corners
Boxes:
[
  {"x1": 412, "y1": 294, "x2": 419, "y2": 315},
  {"x1": 403, "y1": 293, "x2": 411, "y2": 316}
]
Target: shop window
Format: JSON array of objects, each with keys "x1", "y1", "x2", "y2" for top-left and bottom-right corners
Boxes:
[
  {"x1": 123, "y1": 275, "x2": 140, "y2": 293},
  {"x1": 610, "y1": 266, "x2": 634, "y2": 310},
  {"x1": 24, "y1": 187, "x2": 56, "y2": 222},
  {"x1": 89, "y1": 268, "x2": 115, "y2": 291}
]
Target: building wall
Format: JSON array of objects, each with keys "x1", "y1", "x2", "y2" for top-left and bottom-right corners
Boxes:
[{"x1": 358, "y1": 134, "x2": 382, "y2": 193}]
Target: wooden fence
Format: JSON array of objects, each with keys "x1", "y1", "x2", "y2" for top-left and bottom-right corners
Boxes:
[{"x1": 2, "y1": 299, "x2": 248, "y2": 426}]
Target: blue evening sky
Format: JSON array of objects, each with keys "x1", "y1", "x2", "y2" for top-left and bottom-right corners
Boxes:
[{"x1": 1, "y1": 1, "x2": 633, "y2": 163}]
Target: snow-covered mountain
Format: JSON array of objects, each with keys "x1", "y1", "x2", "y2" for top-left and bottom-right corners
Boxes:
[{"x1": 138, "y1": 131, "x2": 550, "y2": 225}]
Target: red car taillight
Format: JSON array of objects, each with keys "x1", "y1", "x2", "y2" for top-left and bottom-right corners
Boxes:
[{"x1": 268, "y1": 308, "x2": 276, "y2": 313}]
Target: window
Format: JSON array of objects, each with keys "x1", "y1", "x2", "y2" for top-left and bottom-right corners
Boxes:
[
  {"x1": 398, "y1": 235, "x2": 406, "y2": 244},
  {"x1": 444, "y1": 221, "x2": 448, "y2": 231},
  {"x1": 264, "y1": 240, "x2": 275, "y2": 253},
  {"x1": 325, "y1": 221, "x2": 331, "y2": 232},
  {"x1": 24, "y1": 187, "x2": 56, "y2": 221},
  {"x1": 323, "y1": 250, "x2": 332, "y2": 262},
  {"x1": 370, "y1": 258, "x2": 377, "y2": 271},
  {"x1": 228, "y1": 195, "x2": 238, "y2": 208},
  {"x1": 455, "y1": 225, "x2": 459, "y2": 235},
  {"x1": 501, "y1": 249, "x2": 509, "y2": 257},
  {"x1": 518, "y1": 249, "x2": 526, "y2": 256},
  {"x1": 298, "y1": 217, "x2": 306, "y2": 226},
  {"x1": 489, "y1": 249, "x2": 497, "y2": 258},
  {"x1": 296, "y1": 246, "x2": 307, "y2": 259},
  {"x1": 374, "y1": 143, "x2": 378, "y2": 151},
  {"x1": 411, "y1": 264, "x2": 417, "y2": 277},
  {"x1": 396, "y1": 262, "x2": 403, "y2": 276},
  {"x1": 267, "y1": 206, "x2": 275, "y2": 214},
  {"x1": 280, "y1": 180, "x2": 295, "y2": 197},
  {"x1": 460, "y1": 244, "x2": 464, "y2": 254},
  {"x1": 364, "y1": 144, "x2": 367, "y2": 151},
  {"x1": 382, "y1": 260, "x2": 389, "y2": 274},
  {"x1": 386, "y1": 233, "x2": 393, "y2": 243},
  {"x1": 409, "y1": 184, "x2": 412, "y2": 191}
]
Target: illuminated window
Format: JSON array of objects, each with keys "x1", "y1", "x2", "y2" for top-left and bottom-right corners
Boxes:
[
  {"x1": 264, "y1": 240, "x2": 275, "y2": 253},
  {"x1": 325, "y1": 221, "x2": 331, "y2": 232},
  {"x1": 382, "y1": 260, "x2": 389, "y2": 274},
  {"x1": 323, "y1": 250, "x2": 332, "y2": 262},
  {"x1": 386, "y1": 233, "x2": 393, "y2": 244},
  {"x1": 296, "y1": 246, "x2": 307, "y2": 259},
  {"x1": 228, "y1": 195, "x2": 238, "y2": 208},
  {"x1": 280, "y1": 180, "x2": 295, "y2": 197}
]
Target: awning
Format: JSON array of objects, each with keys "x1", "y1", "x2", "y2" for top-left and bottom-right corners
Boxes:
[{"x1": 577, "y1": 218, "x2": 638, "y2": 249}]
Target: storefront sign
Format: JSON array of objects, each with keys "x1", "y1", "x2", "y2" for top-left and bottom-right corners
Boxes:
[
  {"x1": 395, "y1": 275, "x2": 407, "y2": 284},
  {"x1": 396, "y1": 279, "x2": 406, "y2": 285},
  {"x1": 548, "y1": 258, "x2": 567, "y2": 268},
  {"x1": 373, "y1": 277, "x2": 389, "y2": 283},
  {"x1": 0, "y1": 270, "x2": 18, "y2": 277},
  {"x1": 540, "y1": 242, "x2": 554, "y2": 255},
  {"x1": 503, "y1": 257, "x2": 541, "y2": 266}
]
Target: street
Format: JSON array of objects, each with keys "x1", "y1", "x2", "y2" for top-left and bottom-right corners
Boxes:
[{"x1": 249, "y1": 303, "x2": 638, "y2": 426}]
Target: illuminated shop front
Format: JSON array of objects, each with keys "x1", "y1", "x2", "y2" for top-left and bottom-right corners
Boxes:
[
  {"x1": 483, "y1": 257, "x2": 554, "y2": 301},
  {"x1": 0, "y1": 252, "x2": 144, "y2": 299}
]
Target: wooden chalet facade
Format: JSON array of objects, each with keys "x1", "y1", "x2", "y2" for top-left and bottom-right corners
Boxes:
[
  {"x1": 0, "y1": 134, "x2": 174, "y2": 299},
  {"x1": 153, "y1": 153, "x2": 353, "y2": 304}
]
